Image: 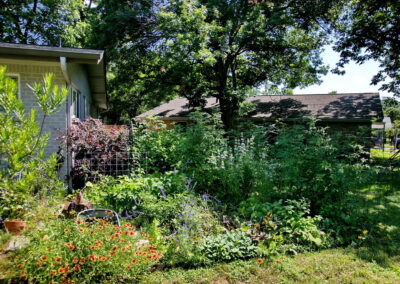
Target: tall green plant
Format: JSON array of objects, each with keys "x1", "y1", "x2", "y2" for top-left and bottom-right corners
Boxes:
[{"x1": 0, "y1": 66, "x2": 68, "y2": 219}]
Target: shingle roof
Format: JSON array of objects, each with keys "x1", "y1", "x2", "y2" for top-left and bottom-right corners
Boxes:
[{"x1": 137, "y1": 93, "x2": 383, "y2": 121}]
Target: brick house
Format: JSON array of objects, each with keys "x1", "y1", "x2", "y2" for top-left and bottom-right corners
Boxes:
[{"x1": 0, "y1": 42, "x2": 107, "y2": 180}]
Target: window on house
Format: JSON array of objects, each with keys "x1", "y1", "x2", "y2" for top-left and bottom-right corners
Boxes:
[{"x1": 72, "y1": 89, "x2": 87, "y2": 121}]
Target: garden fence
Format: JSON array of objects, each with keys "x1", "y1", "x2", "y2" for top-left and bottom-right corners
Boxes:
[{"x1": 75, "y1": 151, "x2": 148, "y2": 179}]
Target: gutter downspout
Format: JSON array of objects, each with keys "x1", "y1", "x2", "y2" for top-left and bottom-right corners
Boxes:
[{"x1": 60, "y1": 57, "x2": 73, "y2": 192}]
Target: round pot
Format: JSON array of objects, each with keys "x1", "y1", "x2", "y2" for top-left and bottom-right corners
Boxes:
[{"x1": 4, "y1": 220, "x2": 25, "y2": 234}]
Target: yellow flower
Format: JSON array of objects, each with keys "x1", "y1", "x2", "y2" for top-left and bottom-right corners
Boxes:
[
  {"x1": 362, "y1": 230, "x2": 368, "y2": 235},
  {"x1": 358, "y1": 235, "x2": 363, "y2": 239}
]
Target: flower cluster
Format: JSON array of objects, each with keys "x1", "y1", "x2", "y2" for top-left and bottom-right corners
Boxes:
[{"x1": 15, "y1": 218, "x2": 163, "y2": 283}]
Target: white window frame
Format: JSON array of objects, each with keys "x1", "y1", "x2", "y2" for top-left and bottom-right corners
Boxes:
[{"x1": 6, "y1": 73, "x2": 21, "y2": 99}]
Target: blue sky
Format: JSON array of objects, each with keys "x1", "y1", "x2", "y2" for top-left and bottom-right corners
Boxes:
[{"x1": 294, "y1": 46, "x2": 391, "y2": 98}]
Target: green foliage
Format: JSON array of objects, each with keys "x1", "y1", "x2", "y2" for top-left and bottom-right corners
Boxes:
[
  {"x1": 0, "y1": 66, "x2": 67, "y2": 219},
  {"x1": 91, "y1": 0, "x2": 338, "y2": 127},
  {"x1": 132, "y1": 118, "x2": 181, "y2": 172},
  {"x1": 200, "y1": 231, "x2": 258, "y2": 262},
  {"x1": 132, "y1": 114, "x2": 370, "y2": 246},
  {"x1": 12, "y1": 218, "x2": 162, "y2": 283},
  {"x1": 334, "y1": 0, "x2": 400, "y2": 94},
  {"x1": 0, "y1": 0, "x2": 94, "y2": 47},
  {"x1": 241, "y1": 199, "x2": 325, "y2": 251}
]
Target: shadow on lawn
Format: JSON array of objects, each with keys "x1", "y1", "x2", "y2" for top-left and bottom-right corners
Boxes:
[{"x1": 353, "y1": 176, "x2": 400, "y2": 267}]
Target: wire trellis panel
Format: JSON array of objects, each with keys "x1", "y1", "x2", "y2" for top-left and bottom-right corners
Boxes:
[{"x1": 76, "y1": 151, "x2": 147, "y2": 178}]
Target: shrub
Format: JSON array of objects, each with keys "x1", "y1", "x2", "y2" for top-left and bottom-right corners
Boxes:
[
  {"x1": 13, "y1": 218, "x2": 162, "y2": 283},
  {"x1": 0, "y1": 67, "x2": 67, "y2": 219},
  {"x1": 241, "y1": 199, "x2": 326, "y2": 250},
  {"x1": 58, "y1": 117, "x2": 129, "y2": 188},
  {"x1": 200, "y1": 231, "x2": 258, "y2": 262}
]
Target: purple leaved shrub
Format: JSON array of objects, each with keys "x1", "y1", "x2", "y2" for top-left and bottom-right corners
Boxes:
[{"x1": 58, "y1": 117, "x2": 129, "y2": 188}]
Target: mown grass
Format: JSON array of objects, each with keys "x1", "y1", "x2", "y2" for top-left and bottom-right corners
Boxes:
[{"x1": 140, "y1": 249, "x2": 400, "y2": 283}]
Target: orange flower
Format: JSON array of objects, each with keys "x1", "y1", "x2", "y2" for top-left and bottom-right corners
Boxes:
[
  {"x1": 78, "y1": 228, "x2": 84, "y2": 233},
  {"x1": 41, "y1": 235, "x2": 47, "y2": 239},
  {"x1": 80, "y1": 257, "x2": 86, "y2": 265},
  {"x1": 130, "y1": 231, "x2": 135, "y2": 236},
  {"x1": 90, "y1": 245, "x2": 96, "y2": 250},
  {"x1": 20, "y1": 275, "x2": 27, "y2": 281},
  {"x1": 74, "y1": 264, "x2": 81, "y2": 272},
  {"x1": 121, "y1": 247, "x2": 126, "y2": 252},
  {"x1": 64, "y1": 228, "x2": 69, "y2": 233},
  {"x1": 126, "y1": 264, "x2": 132, "y2": 270},
  {"x1": 16, "y1": 264, "x2": 23, "y2": 269},
  {"x1": 68, "y1": 245, "x2": 75, "y2": 250},
  {"x1": 36, "y1": 262, "x2": 43, "y2": 267},
  {"x1": 152, "y1": 255, "x2": 159, "y2": 261},
  {"x1": 96, "y1": 240, "x2": 103, "y2": 245},
  {"x1": 41, "y1": 255, "x2": 47, "y2": 261},
  {"x1": 275, "y1": 259, "x2": 281, "y2": 263},
  {"x1": 112, "y1": 245, "x2": 117, "y2": 251},
  {"x1": 50, "y1": 270, "x2": 57, "y2": 277},
  {"x1": 77, "y1": 220, "x2": 82, "y2": 225},
  {"x1": 131, "y1": 259, "x2": 137, "y2": 264},
  {"x1": 89, "y1": 255, "x2": 96, "y2": 261},
  {"x1": 144, "y1": 233, "x2": 149, "y2": 238},
  {"x1": 98, "y1": 226, "x2": 103, "y2": 230},
  {"x1": 110, "y1": 251, "x2": 116, "y2": 257},
  {"x1": 58, "y1": 267, "x2": 65, "y2": 274},
  {"x1": 49, "y1": 281, "x2": 55, "y2": 284},
  {"x1": 99, "y1": 256, "x2": 108, "y2": 261},
  {"x1": 72, "y1": 257, "x2": 79, "y2": 264},
  {"x1": 119, "y1": 239, "x2": 125, "y2": 243},
  {"x1": 257, "y1": 258, "x2": 263, "y2": 264},
  {"x1": 124, "y1": 223, "x2": 131, "y2": 227},
  {"x1": 63, "y1": 265, "x2": 70, "y2": 273},
  {"x1": 54, "y1": 257, "x2": 62, "y2": 262}
]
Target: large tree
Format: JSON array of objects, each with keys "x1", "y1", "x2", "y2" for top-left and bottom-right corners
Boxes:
[
  {"x1": 94, "y1": 0, "x2": 339, "y2": 128},
  {"x1": 0, "y1": 0, "x2": 95, "y2": 47},
  {"x1": 334, "y1": 0, "x2": 400, "y2": 95}
]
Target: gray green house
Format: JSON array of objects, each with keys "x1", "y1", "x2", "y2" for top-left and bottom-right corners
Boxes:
[{"x1": 0, "y1": 42, "x2": 107, "y2": 179}]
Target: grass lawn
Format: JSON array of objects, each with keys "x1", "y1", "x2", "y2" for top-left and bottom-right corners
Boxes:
[
  {"x1": 140, "y1": 249, "x2": 399, "y2": 283},
  {"x1": 140, "y1": 172, "x2": 400, "y2": 283}
]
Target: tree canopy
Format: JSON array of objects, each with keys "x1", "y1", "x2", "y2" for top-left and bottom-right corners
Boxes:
[
  {"x1": 91, "y1": 0, "x2": 339, "y2": 128},
  {"x1": 334, "y1": 0, "x2": 400, "y2": 95},
  {"x1": 0, "y1": 0, "x2": 95, "y2": 47}
]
